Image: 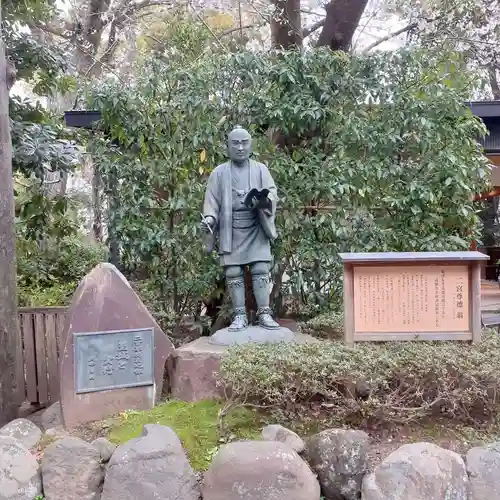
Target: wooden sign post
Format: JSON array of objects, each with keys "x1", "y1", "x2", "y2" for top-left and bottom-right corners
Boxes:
[{"x1": 339, "y1": 252, "x2": 489, "y2": 346}]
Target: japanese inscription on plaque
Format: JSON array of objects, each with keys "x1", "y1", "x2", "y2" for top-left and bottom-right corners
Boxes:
[
  {"x1": 74, "y1": 327, "x2": 154, "y2": 394},
  {"x1": 353, "y1": 265, "x2": 469, "y2": 333}
]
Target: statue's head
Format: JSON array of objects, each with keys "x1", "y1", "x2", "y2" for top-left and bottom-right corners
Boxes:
[{"x1": 227, "y1": 126, "x2": 252, "y2": 163}]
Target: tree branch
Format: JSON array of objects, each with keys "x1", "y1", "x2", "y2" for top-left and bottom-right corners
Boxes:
[
  {"x1": 362, "y1": 21, "x2": 417, "y2": 53},
  {"x1": 83, "y1": 0, "x2": 176, "y2": 74},
  {"x1": 362, "y1": 11, "x2": 452, "y2": 54},
  {"x1": 300, "y1": 8, "x2": 323, "y2": 16},
  {"x1": 218, "y1": 24, "x2": 256, "y2": 38},
  {"x1": 85, "y1": 0, "x2": 113, "y2": 49},
  {"x1": 303, "y1": 18, "x2": 325, "y2": 38},
  {"x1": 111, "y1": 0, "x2": 176, "y2": 19},
  {"x1": 97, "y1": 18, "x2": 120, "y2": 68},
  {"x1": 28, "y1": 22, "x2": 73, "y2": 40},
  {"x1": 187, "y1": 0, "x2": 229, "y2": 52}
]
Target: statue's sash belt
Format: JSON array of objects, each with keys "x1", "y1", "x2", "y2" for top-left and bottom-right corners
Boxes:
[
  {"x1": 232, "y1": 209, "x2": 257, "y2": 229},
  {"x1": 232, "y1": 210, "x2": 256, "y2": 220}
]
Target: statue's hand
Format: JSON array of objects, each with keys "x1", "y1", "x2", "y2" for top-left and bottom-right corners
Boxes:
[
  {"x1": 249, "y1": 196, "x2": 259, "y2": 209},
  {"x1": 200, "y1": 215, "x2": 216, "y2": 234},
  {"x1": 256, "y1": 194, "x2": 271, "y2": 210}
]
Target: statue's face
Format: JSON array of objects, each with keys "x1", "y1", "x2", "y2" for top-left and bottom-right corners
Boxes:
[{"x1": 227, "y1": 128, "x2": 252, "y2": 163}]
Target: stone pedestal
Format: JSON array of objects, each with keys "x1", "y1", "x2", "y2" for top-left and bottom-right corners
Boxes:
[
  {"x1": 168, "y1": 330, "x2": 316, "y2": 402},
  {"x1": 209, "y1": 325, "x2": 295, "y2": 346},
  {"x1": 169, "y1": 338, "x2": 226, "y2": 402}
]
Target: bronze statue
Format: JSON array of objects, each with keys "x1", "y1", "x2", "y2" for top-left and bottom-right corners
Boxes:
[{"x1": 201, "y1": 126, "x2": 280, "y2": 332}]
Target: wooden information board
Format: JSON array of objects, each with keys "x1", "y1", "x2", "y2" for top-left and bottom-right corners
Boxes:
[{"x1": 339, "y1": 252, "x2": 489, "y2": 345}]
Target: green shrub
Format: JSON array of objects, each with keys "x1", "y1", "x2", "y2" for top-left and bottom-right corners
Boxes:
[
  {"x1": 90, "y1": 48, "x2": 489, "y2": 318},
  {"x1": 18, "y1": 282, "x2": 77, "y2": 307},
  {"x1": 130, "y1": 279, "x2": 179, "y2": 332},
  {"x1": 219, "y1": 331, "x2": 500, "y2": 427},
  {"x1": 17, "y1": 233, "x2": 106, "y2": 306},
  {"x1": 304, "y1": 311, "x2": 345, "y2": 339}
]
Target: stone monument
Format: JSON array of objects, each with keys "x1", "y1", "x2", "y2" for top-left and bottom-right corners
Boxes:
[
  {"x1": 200, "y1": 126, "x2": 294, "y2": 345},
  {"x1": 60, "y1": 263, "x2": 174, "y2": 428}
]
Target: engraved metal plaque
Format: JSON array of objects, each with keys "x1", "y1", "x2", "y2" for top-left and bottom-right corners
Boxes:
[{"x1": 74, "y1": 327, "x2": 154, "y2": 394}]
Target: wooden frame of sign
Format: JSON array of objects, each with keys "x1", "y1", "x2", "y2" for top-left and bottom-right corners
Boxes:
[{"x1": 339, "y1": 252, "x2": 489, "y2": 346}]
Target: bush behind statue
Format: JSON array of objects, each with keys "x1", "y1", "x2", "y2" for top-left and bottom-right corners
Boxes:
[
  {"x1": 88, "y1": 47, "x2": 489, "y2": 321},
  {"x1": 219, "y1": 330, "x2": 500, "y2": 426}
]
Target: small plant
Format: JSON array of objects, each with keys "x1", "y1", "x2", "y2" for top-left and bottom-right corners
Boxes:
[
  {"x1": 120, "y1": 410, "x2": 141, "y2": 421},
  {"x1": 204, "y1": 446, "x2": 220, "y2": 463}
]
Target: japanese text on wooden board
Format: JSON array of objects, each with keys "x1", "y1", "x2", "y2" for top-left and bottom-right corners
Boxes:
[{"x1": 353, "y1": 265, "x2": 469, "y2": 333}]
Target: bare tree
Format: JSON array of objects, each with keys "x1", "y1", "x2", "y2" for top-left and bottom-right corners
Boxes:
[
  {"x1": 36, "y1": 0, "x2": 175, "y2": 77},
  {"x1": 0, "y1": 42, "x2": 19, "y2": 425},
  {"x1": 316, "y1": 0, "x2": 369, "y2": 50},
  {"x1": 270, "y1": 0, "x2": 370, "y2": 51},
  {"x1": 31, "y1": 1, "x2": 175, "y2": 241},
  {"x1": 271, "y1": 0, "x2": 302, "y2": 49}
]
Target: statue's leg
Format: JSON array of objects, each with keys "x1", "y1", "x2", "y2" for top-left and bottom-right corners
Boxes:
[
  {"x1": 250, "y1": 261, "x2": 279, "y2": 330},
  {"x1": 225, "y1": 265, "x2": 248, "y2": 332}
]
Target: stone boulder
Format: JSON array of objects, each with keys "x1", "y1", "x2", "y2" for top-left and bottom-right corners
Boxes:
[
  {"x1": 261, "y1": 424, "x2": 305, "y2": 454},
  {"x1": 91, "y1": 438, "x2": 116, "y2": 463},
  {"x1": 0, "y1": 418, "x2": 42, "y2": 450},
  {"x1": 466, "y1": 441, "x2": 500, "y2": 500},
  {"x1": 41, "y1": 437, "x2": 104, "y2": 500},
  {"x1": 43, "y1": 427, "x2": 70, "y2": 442},
  {"x1": 362, "y1": 442, "x2": 469, "y2": 500},
  {"x1": 101, "y1": 424, "x2": 199, "y2": 500},
  {"x1": 306, "y1": 428, "x2": 369, "y2": 500},
  {"x1": 40, "y1": 402, "x2": 63, "y2": 431},
  {"x1": 0, "y1": 436, "x2": 41, "y2": 500},
  {"x1": 202, "y1": 440, "x2": 321, "y2": 500}
]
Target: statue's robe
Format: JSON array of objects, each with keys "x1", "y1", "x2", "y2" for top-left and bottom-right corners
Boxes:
[{"x1": 203, "y1": 160, "x2": 278, "y2": 267}]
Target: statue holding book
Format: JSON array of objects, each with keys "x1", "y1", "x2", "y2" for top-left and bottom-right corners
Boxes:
[{"x1": 200, "y1": 126, "x2": 280, "y2": 332}]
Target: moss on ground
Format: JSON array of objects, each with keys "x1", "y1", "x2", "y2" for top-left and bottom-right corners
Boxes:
[
  {"x1": 104, "y1": 397, "x2": 500, "y2": 475},
  {"x1": 107, "y1": 399, "x2": 263, "y2": 471}
]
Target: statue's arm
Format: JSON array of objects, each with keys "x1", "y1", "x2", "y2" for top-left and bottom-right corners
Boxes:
[
  {"x1": 261, "y1": 165, "x2": 277, "y2": 216},
  {"x1": 203, "y1": 169, "x2": 220, "y2": 225}
]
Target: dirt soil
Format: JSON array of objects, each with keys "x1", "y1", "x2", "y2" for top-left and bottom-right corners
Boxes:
[{"x1": 364, "y1": 424, "x2": 498, "y2": 472}]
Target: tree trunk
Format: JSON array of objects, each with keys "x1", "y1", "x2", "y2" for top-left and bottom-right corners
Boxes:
[
  {"x1": 316, "y1": 0, "x2": 369, "y2": 50},
  {"x1": 59, "y1": 171, "x2": 68, "y2": 196},
  {"x1": 92, "y1": 164, "x2": 103, "y2": 242},
  {"x1": 489, "y1": 66, "x2": 500, "y2": 100},
  {"x1": 0, "y1": 42, "x2": 19, "y2": 425},
  {"x1": 107, "y1": 168, "x2": 120, "y2": 267},
  {"x1": 271, "y1": 0, "x2": 303, "y2": 49}
]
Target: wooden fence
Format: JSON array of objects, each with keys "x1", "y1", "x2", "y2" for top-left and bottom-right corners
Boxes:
[{"x1": 16, "y1": 307, "x2": 67, "y2": 407}]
